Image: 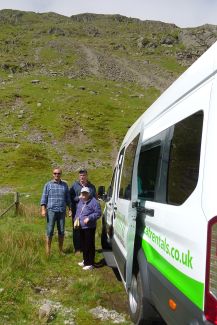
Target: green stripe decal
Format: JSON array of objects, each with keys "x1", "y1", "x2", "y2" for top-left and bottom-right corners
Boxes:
[{"x1": 142, "y1": 239, "x2": 204, "y2": 309}]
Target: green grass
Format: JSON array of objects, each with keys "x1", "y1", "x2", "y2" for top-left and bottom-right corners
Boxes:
[
  {"x1": 153, "y1": 56, "x2": 186, "y2": 74},
  {"x1": 0, "y1": 209, "x2": 131, "y2": 324}
]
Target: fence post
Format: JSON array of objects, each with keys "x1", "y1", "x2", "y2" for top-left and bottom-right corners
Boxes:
[{"x1": 14, "y1": 192, "x2": 20, "y2": 215}]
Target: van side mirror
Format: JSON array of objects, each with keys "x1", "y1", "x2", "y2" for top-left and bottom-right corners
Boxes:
[{"x1": 98, "y1": 186, "x2": 106, "y2": 200}]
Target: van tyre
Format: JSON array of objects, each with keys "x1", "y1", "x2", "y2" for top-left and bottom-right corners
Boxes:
[{"x1": 128, "y1": 271, "x2": 158, "y2": 325}]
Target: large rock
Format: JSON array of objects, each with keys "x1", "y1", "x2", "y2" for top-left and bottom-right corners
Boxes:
[{"x1": 39, "y1": 302, "x2": 53, "y2": 322}]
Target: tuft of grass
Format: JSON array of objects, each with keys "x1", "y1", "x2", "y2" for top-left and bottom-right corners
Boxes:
[{"x1": 154, "y1": 56, "x2": 186, "y2": 74}]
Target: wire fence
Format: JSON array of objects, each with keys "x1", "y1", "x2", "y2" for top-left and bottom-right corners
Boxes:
[
  {"x1": 0, "y1": 191, "x2": 104, "y2": 240},
  {"x1": 0, "y1": 192, "x2": 20, "y2": 218},
  {"x1": 0, "y1": 191, "x2": 103, "y2": 237}
]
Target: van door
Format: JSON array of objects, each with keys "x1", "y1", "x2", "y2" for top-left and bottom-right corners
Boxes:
[
  {"x1": 112, "y1": 134, "x2": 140, "y2": 286},
  {"x1": 138, "y1": 110, "x2": 205, "y2": 320},
  {"x1": 101, "y1": 167, "x2": 118, "y2": 250},
  {"x1": 105, "y1": 167, "x2": 118, "y2": 229}
]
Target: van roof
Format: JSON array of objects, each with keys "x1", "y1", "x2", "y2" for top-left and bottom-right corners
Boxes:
[{"x1": 123, "y1": 40, "x2": 217, "y2": 146}]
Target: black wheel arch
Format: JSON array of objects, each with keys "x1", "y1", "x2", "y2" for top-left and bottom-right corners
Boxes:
[
  {"x1": 136, "y1": 248, "x2": 153, "y2": 303},
  {"x1": 128, "y1": 248, "x2": 162, "y2": 325}
]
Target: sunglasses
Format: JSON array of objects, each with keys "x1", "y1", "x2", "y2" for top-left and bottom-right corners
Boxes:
[{"x1": 53, "y1": 173, "x2": 61, "y2": 175}]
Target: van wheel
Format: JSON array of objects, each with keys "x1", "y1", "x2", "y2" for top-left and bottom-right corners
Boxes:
[{"x1": 128, "y1": 271, "x2": 158, "y2": 325}]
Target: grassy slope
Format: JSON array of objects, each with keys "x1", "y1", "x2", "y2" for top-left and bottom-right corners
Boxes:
[
  {"x1": 0, "y1": 74, "x2": 159, "y2": 201},
  {"x1": 0, "y1": 10, "x2": 190, "y2": 199},
  {"x1": 0, "y1": 211, "x2": 131, "y2": 325}
]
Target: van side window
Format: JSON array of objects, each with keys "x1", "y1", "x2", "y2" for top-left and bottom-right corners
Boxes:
[
  {"x1": 119, "y1": 134, "x2": 140, "y2": 200},
  {"x1": 107, "y1": 168, "x2": 116, "y2": 200},
  {"x1": 167, "y1": 111, "x2": 203, "y2": 205},
  {"x1": 137, "y1": 145, "x2": 161, "y2": 201}
]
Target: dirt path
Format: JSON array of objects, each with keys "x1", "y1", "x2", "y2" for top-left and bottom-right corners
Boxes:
[
  {"x1": 77, "y1": 42, "x2": 174, "y2": 91},
  {"x1": 77, "y1": 43, "x2": 101, "y2": 77}
]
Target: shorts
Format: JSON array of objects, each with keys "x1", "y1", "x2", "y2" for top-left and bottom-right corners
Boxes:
[{"x1": 46, "y1": 210, "x2": 65, "y2": 238}]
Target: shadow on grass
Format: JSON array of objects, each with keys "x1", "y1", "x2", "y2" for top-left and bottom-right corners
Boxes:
[
  {"x1": 94, "y1": 257, "x2": 122, "y2": 280},
  {"x1": 94, "y1": 258, "x2": 106, "y2": 268},
  {"x1": 63, "y1": 246, "x2": 74, "y2": 254},
  {"x1": 98, "y1": 249, "x2": 122, "y2": 281}
]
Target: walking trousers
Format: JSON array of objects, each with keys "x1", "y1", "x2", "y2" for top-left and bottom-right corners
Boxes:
[{"x1": 80, "y1": 227, "x2": 96, "y2": 266}]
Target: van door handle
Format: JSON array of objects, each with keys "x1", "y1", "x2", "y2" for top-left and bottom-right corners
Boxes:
[
  {"x1": 137, "y1": 206, "x2": 155, "y2": 217},
  {"x1": 145, "y1": 208, "x2": 155, "y2": 217}
]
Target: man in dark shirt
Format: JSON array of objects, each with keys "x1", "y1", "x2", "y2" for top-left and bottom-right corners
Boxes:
[
  {"x1": 41, "y1": 167, "x2": 71, "y2": 256},
  {"x1": 69, "y1": 169, "x2": 96, "y2": 253}
]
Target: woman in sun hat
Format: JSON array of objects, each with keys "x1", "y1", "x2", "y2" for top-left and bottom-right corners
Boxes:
[{"x1": 75, "y1": 186, "x2": 101, "y2": 270}]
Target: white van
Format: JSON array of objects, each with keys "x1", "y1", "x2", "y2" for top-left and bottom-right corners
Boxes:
[{"x1": 100, "y1": 40, "x2": 217, "y2": 324}]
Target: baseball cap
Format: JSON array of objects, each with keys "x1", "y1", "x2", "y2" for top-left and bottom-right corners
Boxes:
[{"x1": 81, "y1": 187, "x2": 90, "y2": 193}]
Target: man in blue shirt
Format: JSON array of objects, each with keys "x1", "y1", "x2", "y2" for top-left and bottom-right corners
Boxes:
[{"x1": 41, "y1": 167, "x2": 72, "y2": 256}]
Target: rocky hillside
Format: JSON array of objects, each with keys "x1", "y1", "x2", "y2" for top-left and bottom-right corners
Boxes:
[
  {"x1": 1, "y1": 11, "x2": 217, "y2": 88},
  {"x1": 0, "y1": 10, "x2": 217, "y2": 195}
]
